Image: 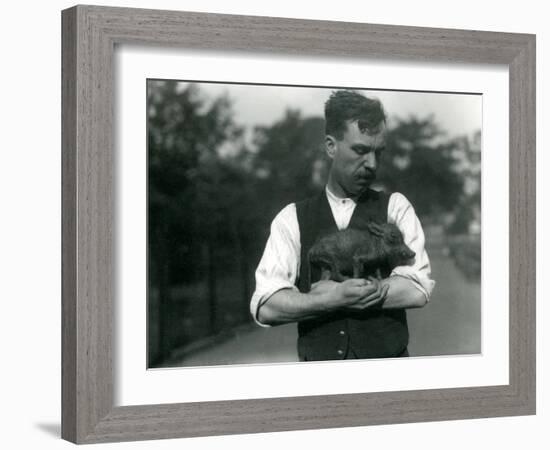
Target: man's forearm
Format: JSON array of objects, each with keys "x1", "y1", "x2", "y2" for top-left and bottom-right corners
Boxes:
[
  {"x1": 379, "y1": 276, "x2": 428, "y2": 309},
  {"x1": 256, "y1": 276, "x2": 426, "y2": 325},
  {"x1": 257, "y1": 288, "x2": 334, "y2": 326}
]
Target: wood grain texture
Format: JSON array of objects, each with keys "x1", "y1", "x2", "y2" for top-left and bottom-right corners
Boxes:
[
  {"x1": 61, "y1": 4, "x2": 536, "y2": 444},
  {"x1": 508, "y1": 36, "x2": 536, "y2": 411},
  {"x1": 61, "y1": 6, "x2": 77, "y2": 443}
]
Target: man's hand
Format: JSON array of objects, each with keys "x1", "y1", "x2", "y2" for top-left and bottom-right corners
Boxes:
[
  {"x1": 258, "y1": 275, "x2": 425, "y2": 326},
  {"x1": 342, "y1": 277, "x2": 389, "y2": 310},
  {"x1": 309, "y1": 277, "x2": 389, "y2": 311}
]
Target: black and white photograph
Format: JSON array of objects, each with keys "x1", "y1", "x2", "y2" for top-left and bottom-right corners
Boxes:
[
  {"x1": 1, "y1": 0, "x2": 542, "y2": 447},
  {"x1": 147, "y1": 80, "x2": 482, "y2": 368}
]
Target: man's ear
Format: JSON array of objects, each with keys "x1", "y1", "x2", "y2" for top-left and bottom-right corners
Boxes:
[{"x1": 325, "y1": 135, "x2": 337, "y2": 159}]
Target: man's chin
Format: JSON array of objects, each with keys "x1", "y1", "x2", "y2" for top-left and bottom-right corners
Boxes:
[
  {"x1": 353, "y1": 180, "x2": 373, "y2": 193},
  {"x1": 345, "y1": 188, "x2": 368, "y2": 200}
]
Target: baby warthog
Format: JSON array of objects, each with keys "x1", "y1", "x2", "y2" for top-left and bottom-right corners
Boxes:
[{"x1": 308, "y1": 222, "x2": 416, "y2": 282}]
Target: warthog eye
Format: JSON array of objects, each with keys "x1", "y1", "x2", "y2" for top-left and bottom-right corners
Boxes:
[{"x1": 386, "y1": 231, "x2": 400, "y2": 244}]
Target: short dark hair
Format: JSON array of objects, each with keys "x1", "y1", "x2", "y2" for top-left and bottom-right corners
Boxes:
[{"x1": 324, "y1": 90, "x2": 386, "y2": 139}]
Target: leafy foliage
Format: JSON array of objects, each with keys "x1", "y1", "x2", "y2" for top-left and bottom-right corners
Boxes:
[{"x1": 377, "y1": 116, "x2": 465, "y2": 218}]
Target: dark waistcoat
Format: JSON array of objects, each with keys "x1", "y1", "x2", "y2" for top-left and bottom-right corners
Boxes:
[{"x1": 295, "y1": 189, "x2": 408, "y2": 361}]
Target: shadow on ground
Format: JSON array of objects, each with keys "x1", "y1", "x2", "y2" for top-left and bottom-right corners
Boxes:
[{"x1": 35, "y1": 423, "x2": 60, "y2": 438}]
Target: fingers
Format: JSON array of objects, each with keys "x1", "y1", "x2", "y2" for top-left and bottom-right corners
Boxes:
[
  {"x1": 345, "y1": 279, "x2": 376, "y2": 297},
  {"x1": 363, "y1": 281, "x2": 384, "y2": 302},
  {"x1": 324, "y1": 278, "x2": 388, "y2": 310},
  {"x1": 364, "y1": 283, "x2": 389, "y2": 307},
  {"x1": 345, "y1": 281, "x2": 387, "y2": 309},
  {"x1": 343, "y1": 279, "x2": 370, "y2": 290}
]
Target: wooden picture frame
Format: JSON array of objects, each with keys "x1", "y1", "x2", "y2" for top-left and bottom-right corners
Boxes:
[{"x1": 61, "y1": 4, "x2": 536, "y2": 444}]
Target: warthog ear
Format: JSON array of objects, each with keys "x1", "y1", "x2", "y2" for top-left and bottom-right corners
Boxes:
[{"x1": 367, "y1": 221, "x2": 384, "y2": 237}]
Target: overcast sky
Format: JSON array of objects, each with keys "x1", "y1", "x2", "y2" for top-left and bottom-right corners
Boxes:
[{"x1": 179, "y1": 81, "x2": 482, "y2": 139}]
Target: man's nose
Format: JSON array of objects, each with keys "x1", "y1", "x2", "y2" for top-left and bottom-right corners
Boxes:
[{"x1": 363, "y1": 152, "x2": 377, "y2": 169}]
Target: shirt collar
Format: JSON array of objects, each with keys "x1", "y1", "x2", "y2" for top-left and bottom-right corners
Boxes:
[{"x1": 325, "y1": 185, "x2": 356, "y2": 206}]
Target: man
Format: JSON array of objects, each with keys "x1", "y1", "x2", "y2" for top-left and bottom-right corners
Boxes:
[{"x1": 250, "y1": 90, "x2": 435, "y2": 361}]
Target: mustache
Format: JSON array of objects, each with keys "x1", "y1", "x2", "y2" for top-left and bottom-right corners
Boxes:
[{"x1": 357, "y1": 169, "x2": 376, "y2": 179}]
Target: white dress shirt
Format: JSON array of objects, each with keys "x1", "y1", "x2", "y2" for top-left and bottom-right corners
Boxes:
[{"x1": 250, "y1": 187, "x2": 436, "y2": 326}]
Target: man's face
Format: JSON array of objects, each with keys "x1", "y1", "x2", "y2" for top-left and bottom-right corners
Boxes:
[{"x1": 325, "y1": 120, "x2": 386, "y2": 197}]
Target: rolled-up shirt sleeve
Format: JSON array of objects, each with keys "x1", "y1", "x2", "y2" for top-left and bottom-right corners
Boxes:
[
  {"x1": 387, "y1": 192, "x2": 436, "y2": 301},
  {"x1": 250, "y1": 203, "x2": 301, "y2": 327}
]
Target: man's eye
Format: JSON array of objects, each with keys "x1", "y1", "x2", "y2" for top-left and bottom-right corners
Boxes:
[{"x1": 354, "y1": 147, "x2": 370, "y2": 155}]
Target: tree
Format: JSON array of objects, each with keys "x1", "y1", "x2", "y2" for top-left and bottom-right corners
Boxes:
[
  {"x1": 252, "y1": 109, "x2": 327, "y2": 220},
  {"x1": 377, "y1": 116, "x2": 465, "y2": 219},
  {"x1": 147, "y1": 81, "x2": 243, "y2": 364}
]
